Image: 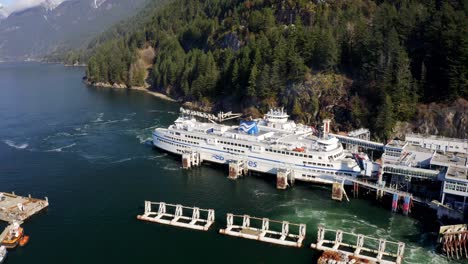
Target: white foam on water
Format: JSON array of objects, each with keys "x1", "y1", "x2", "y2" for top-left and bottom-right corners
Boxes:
[
  {"x1": 148, "y1": 109, "x2": 177, "y2": 115},
  {"x1": 96, "y1": 118, "x2": 131, "y2": 125},
  {"x1": 146, "y1": 153, "x2": 168, "y2": 160},
  {"x1": 162, "y1": 164, "x2": 180, "y2": 171},
  {"x1": 252, "y1": 189, "x2": 280, "y2": 198},
  {"x1": 43, "y1": 132, "x2": 88, "y2": 141},
  {"x1": 79, "y1": 153, "x2": 111, "y2": 161},
  {"x1": 3, "y1": 139, "x2": 28, "y2": 149},
  {"x1": 45, "y1": 143, "x2": 76, "y2": 152},
  {"x1": 93, "y1": 113, "x2": 104, "y2": 123},
  {"x1": 136, "y1": 135, "x2": 153, "y2": 144},
  {"x1": 109, "y1": 158, "x2": 133, "y2": 164}
]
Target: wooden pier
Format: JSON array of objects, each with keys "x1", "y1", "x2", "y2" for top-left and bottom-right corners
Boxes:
[
  {"x1": 219, "y1": 214, "x2": 306, "y2": 247},
  {"x1": 137, "y1": 201, "x2": 215, "y2": 231},
  {"x1": 311, "y1": 226, "x2": 405, "y2": 264},
  {"x1": 438, "y1": 224, "x2": 468, "y2": 260},
  {"x1": 0, "y1": 192, "x2": 48, "y2": 223}
]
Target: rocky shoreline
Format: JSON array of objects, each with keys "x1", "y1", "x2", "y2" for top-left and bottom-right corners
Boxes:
[{"x1": 84, "y1": 80, "x2": 178, "y2": 102}]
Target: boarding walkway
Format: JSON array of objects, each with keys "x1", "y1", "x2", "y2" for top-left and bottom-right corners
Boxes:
[{"x1": 331, "y1": 133, "x2": 385, "y2": 151}]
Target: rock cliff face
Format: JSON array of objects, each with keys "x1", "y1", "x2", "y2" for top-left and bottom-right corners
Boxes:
[{"x1": 394, "y1": 98, "x2": 467, "y2": 139}]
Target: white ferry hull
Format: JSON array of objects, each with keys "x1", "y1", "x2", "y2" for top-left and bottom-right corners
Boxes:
[{"x1": 153, "y1": 130, "x2": 356, "y2": 185}]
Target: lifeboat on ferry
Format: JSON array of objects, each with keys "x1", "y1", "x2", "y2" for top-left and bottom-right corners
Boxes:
[
  {"x1": 293, "y1": 147, "x2": 305, "y2": 152},
  {"x1": 19, "y1": 236, "x2": 29, "y2": 247},
  {"x1": 1, "y1": 224, "x2": 24, "y2": 249}
]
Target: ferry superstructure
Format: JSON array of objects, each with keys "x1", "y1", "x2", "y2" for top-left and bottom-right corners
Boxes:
[{"x1": 152, "y1": 108, "x2": 376, "y2": 184}]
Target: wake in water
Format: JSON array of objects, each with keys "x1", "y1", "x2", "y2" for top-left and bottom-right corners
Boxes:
[
  {"x1": 96, "y1": 118, "x2": 131, "y2": 125},
  {"x1": 162, "y1": 164, "x2": 181, "y2": 171},
  {"x1": 3, "y1": 139, "x2": 29, "y2": 150},
  {"x1": 45, "y1": 143, "x2": 77, "y2": 152},
  {"x1": 148, "y1": 110, "x2": 177, "y2": 115},
  {"x1": 93, "y1": 113, "x2": 104, "y2": 123},
  {"x1": 43, "y1": 132, "x2": 88, "y2": 141}
]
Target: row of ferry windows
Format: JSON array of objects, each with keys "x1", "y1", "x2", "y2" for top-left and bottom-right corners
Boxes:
[
  {"x1": 155, "y1": 137, "x2": 187, "y2": 149},
  {"x1": 332, "y1": 152, "x2": 343, "y2": 159},
  {"x1": 265, "y1": 148, "x2": 322, "y2": 159},
  {"x1": 165, "y1": 135, "x2": 200, "y2": 145},
  {"x1": 223, "y1": 147, "x2": 245, "y2": 154},
  {"x1": 303, "y1": 161, "x2": 333, "y2": 167},
  {"x1": 185, "y1": 135, "x2": 204, "y2": 140},
  {"x1": 173, "y1": 134, "x2": 343, "y2": 160},
  {"x1": 219, "y1": 141, "x2": 249, "y2": 148},
  {"x1": 302, "y1": 171, "x2": 352, "y2": 177}
]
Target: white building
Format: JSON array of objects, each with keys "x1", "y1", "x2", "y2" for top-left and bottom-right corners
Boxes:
[{"x1": 405, "y1": 133, "x2": 467, "y2": 154}]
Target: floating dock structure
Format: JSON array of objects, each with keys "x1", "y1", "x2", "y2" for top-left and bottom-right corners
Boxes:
[
  {"x1": 311, "y1": 226, "x2": 405, "y2": 264},
  {"x1": 0, "y1": 192, "x2": 48, "y2": 223},
  {"x1": 137, "y1": 201, "x2": 215, "y2": 231},
  {"x1": 219, "y1": 214, "x2": 306, "y2": 247},
  {"x1": 180, "y1": 107, "x2": 242, "y2": 122}
]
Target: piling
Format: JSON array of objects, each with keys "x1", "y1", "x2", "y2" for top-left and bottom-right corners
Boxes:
[
  {"x1": 182, "y1": 151, "x2": 201, "y2": 169},
  {"x1": 402, "y1": 195, "x2": 411, "y2": 215},
  {"x1": 228, "y1": 160, "x2": 247, "y2": 179},
  {"x1": 391, "y1": 193, "x2": 398, "y2": 213},
  {"x1": 276, "y1": 168, "x2": 291, "y2": 190}
]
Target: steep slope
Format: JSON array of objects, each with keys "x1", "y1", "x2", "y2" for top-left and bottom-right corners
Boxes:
[
  {"x1": 0, "y1": 0, "x2": 149, "y2": 61},
  {"x1": 86, "y1": 0, "x2": 467, "y2": 140}
]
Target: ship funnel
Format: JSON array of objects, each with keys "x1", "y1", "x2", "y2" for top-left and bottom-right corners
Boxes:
[
  {"x1": 239, "y1": 120, "x2": 259, "y2": 135},
  {"x1": 323, "y1": 119, "x2": 331, "y2": 135}
]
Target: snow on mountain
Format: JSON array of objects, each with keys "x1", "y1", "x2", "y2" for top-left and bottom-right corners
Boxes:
[
  {"x1": 0, "y1": 4, "x2": 7, "y2": 19},
  {"x1": 0, "y1": 0, "x2": 149, "y2": 60}
]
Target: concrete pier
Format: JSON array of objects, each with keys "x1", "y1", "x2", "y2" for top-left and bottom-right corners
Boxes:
[
  {"x1": 137, "y1": 201, "x2": 215, "y2": 231},
  {"x1": 228, "y1": 160, "x2": 248, "y2": 179},
  {"x1": 276, "y1": 168, "x2": 292, "y2": 190},
  {"x1": 219, "y1": 214, "x2": 306, "y2": 247},
  {"x1": 0, "y1": 192, "x2": 48, "y2": 223},
  {"x1": 182, "y1": 151, "x2": 201, "y2": 169},
  {"x1": 311, "y1": 226, "x2": 405, "y2": 264}
]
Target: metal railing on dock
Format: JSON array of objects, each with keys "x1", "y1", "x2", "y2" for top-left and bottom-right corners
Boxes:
[
  {"x1": 137, "y1": 201, "x2": 215, "y2": 231},
  {"x1": 219, "y1": 214, "x2": 306, "y2": 247},
  {"x1": 311, "y1": 226, "x2": 405, "y2": 264}
]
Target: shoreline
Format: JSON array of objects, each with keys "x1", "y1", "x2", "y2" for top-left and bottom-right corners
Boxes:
[{"x1": 85, "y1": 80, "x2": 178, "y2": 102}]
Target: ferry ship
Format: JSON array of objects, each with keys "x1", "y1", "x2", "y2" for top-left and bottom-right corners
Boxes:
[{"x1": 152, "y1": 108, "x2": 377, "y2": 184}]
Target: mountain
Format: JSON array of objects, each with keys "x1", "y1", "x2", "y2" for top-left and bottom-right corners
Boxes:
[
  {"x1": 0, "y1": 4, "x2": 7, "y2": 20},
  {"x1": 0, "y1": 0, "x2": 149, "y2": 61},
  {"x1": 85, "y1": 0, "x2": 467, "y2": 140}
]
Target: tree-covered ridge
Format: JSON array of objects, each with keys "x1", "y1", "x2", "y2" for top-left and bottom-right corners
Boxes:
[{"x1": 86, "y1": 0, "x2": 467, "y2": 140}]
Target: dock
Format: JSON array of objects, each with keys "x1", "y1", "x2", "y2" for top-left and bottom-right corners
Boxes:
[
  {"x1": 438, "y1": 224, "x2": 468, "y2": 260},
  {"x1": 137, "y1": 201, "x2": 215, "y2": 231},
  {"x1": 311, "y1": 226, "x2": 405, "y2": 264},
  {"x1": 0, "y1": 192, "x2": 49, "y2": 223},
  {"x1": 219, "y1": 214, "x2": 306, "y2": 247}
]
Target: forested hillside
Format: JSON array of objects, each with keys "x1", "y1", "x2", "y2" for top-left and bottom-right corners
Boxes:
[{"x1": 85, "y1": 0, "x2": 467, "y2": 140}]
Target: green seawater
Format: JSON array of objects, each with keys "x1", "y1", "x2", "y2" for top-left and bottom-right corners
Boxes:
[{"x1": 0, "y1": 62, "x2": 454, "y2": 263}]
